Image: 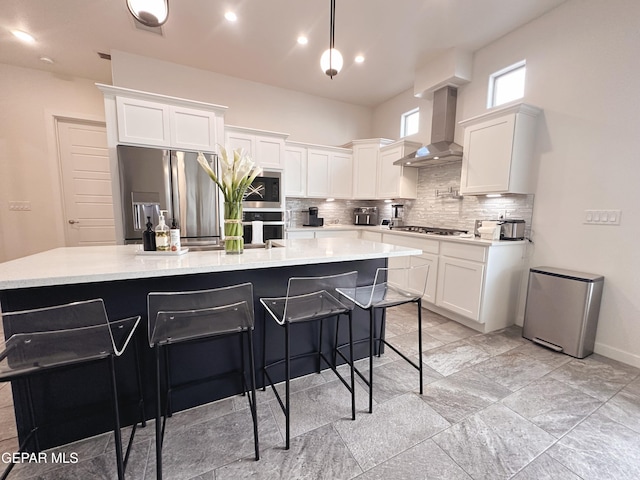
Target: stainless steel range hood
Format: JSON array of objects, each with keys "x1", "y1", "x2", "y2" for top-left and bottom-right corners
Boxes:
[{"x1": 395, "y1": 85, "x2": 463, "y2": 167}]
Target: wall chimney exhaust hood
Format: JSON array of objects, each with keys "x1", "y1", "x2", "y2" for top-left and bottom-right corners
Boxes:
[{"x1": 395, "y1": 85, "x2": 463, "y2": 167}]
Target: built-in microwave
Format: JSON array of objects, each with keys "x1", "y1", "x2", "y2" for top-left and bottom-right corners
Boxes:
[{"x1": 243, "y1": 171, "x2": 282, "y2": 209}]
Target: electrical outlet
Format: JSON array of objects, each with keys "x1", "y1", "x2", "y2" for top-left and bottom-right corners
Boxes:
[
  {"x1": 9, "y1": 201, "x2": 32, "y2": 211},
  {"x1": 584, "y1": 209, "x2": 621, "y2": 225}
]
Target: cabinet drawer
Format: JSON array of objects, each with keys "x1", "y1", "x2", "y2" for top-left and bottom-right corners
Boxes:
[
  {"x1": 361, "y1": 231, "x2": 383, "y2": 242},
  {"x1": 441, "y1": 242, "x2": 486, "y2": 262},
  {"x1": 382, "y1": 234, "x2": 439, "y2": 253}
]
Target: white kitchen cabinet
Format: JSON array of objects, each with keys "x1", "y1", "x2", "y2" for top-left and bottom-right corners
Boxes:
[
  {"x1": 380, "y1": 231, "x2": 526, "y2": 332},
  {"x1": 436, "y1": 256, "x2": 485, "y2": 321},
  {"x1": 315, "y1": 229, "x2": 359, "y2": 239},
  {"x1": 284, "y1": 145, "x2": 307, "y2": 196},
  {"x1": 115, "y1": 96, "x2": 171, "y2": 147},
  {"x1": 377, "y1": 140, "x2": 422, "y2": 199},
  {"x1": 459, "y1": 103, "x2": 541, "y2": 195},
  {"x1": 224, "y1": 125, "x2": 288, "y2": 169},
  {"x1": 306, "y1": 146, "x2": 353, "y2": 198},
  {"x1": 169, "y1": 105, "x2": 218, "y2": 151},
  {"x1": 111, "y1": 92, "x2": 225, "y2": 151},
  {"x1": 350, "y1": 139, "x2": 392, "y2": 199}
]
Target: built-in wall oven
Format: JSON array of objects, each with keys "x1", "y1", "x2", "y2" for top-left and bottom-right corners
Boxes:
[
  {"x1": 243, "y1": 170, "x2": 282, "y2": 209},
  {"x1": 243, "y1": 211, "x2": 284, "y2": 243}
]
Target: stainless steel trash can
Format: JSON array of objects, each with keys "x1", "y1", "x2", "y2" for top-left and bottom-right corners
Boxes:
[{"x1": 522, "y1": 267, "x2": 604, "y2": 358}]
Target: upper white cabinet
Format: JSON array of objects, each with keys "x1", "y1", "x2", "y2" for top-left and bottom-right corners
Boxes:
[
  {"x1": 225, "y1": 125, "x2": 288, "y2": 170},
  {"x1": 459, "y1": 103, "x2": 541, "y2": 195},
  {"x1": 378, "y1": 140, "x2": 422, "y2": 199},
  {"x1": 98, "y1": 84, "x2": 227, "y2": 152},
  {"x1": 350, "y1": 139, "x2": 391, "y2": 199},
  {"x1": 306, "y1": 146, "x2": 353, "y2": 198},
  {"x1": 284, "y1": 144, "x2": 307, "y2": 197}
]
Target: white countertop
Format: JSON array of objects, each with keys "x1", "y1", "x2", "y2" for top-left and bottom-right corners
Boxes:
[
  {"x1": 286, "y1": 225, "x2": 527, "y2": 247},
  {"x1": 0, "y1": 238, "x2": 421, "y2": 290}
]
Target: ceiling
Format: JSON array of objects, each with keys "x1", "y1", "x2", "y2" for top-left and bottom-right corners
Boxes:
[{"x1": 0, "y1": 0, "x2": 567, "y2": 107}]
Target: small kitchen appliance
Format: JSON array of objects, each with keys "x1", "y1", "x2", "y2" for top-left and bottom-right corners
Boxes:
[
  {"x1": 499, "y1": 219, "x2": 526, "y2": 240},
  {"x1": 353, "y1": 207, "x2": 378, "y2": 226},
  {"x1": 303, "y1": 207, "x2": 324, "y2": 227},
  {"x1": 391, "y1": 204, "x2": 405, "y2": 228}
]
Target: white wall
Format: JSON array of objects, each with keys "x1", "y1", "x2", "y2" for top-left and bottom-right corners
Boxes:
[
  {"x1": 110, "y1": 51, "x2": 372, "y2": 146},
  {"x1": 0, "y1": 63, "x2": 106, "y2": 262},
  {"x1": 373, "y1": 0, "x2": 640, "y2": 366}
]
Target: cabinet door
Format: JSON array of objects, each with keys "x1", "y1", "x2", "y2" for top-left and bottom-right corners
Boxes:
[
  {"x1": 329, "y1": 152, "x2": 353, "y2": 198},
  {"x1": 377, "y1": 145, "x2": 402, "y2": 198},
  {"x1": 170, "y1": 106, "x2": 217, "y2": 151},
  {"x1": 284, "y1": 146, "x2": 307, "y2": 196},
  {"x1": 436, "y1": 257, "x2": 485, "y2": 321},
  {"x1": 460, "y1": 115, "x2": 515, "y2": 194},
  {"x1": 353, "y1": 144, "x2": 379, "y2": 199},
  {"x1": 255, "y1": 135, "x2": 284, "y2": 169},
  {"x1": 409, "y1": 254, "x2": 438, "y2": 304},
  {"x1": 116, "y1": 97, "x2": 171, "y2": 147},
  {"x1": 225, "y1": 131, "x2": 254, "y2": 157},
  {"x1": 306, "y1": 149, "x2": 330, "y2": 197}
]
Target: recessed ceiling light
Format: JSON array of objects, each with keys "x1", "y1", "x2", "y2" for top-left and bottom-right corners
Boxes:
[
  {"x1": 297, "y1": 36, "x2": 308, "y2": 45},
  {"x1": 39, "y1": 57, "x2": 54, "y2": 64},
  {"x1": 355, "y1": 55, "x2": 365, "y2": 63},
  {"x1": 225, "y1": 11, "x2": 237, "y2": 22},
  {"x1": 11, "y1": 30, "x2": 35, "y2": 44}
]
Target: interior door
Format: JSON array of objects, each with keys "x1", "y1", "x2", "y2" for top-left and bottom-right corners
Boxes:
[{"x1": 57, "y1": 119, "x2": 116, "y2": 246}]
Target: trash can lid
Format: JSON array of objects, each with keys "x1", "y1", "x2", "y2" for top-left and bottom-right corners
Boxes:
[{"x1": 530, "y1": 266, "x2": 604, "y2": 282}]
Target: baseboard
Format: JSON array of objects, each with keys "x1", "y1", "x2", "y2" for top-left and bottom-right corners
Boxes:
[{"x1": 594, "y1": 341, "x2": 640, "y2": 368}]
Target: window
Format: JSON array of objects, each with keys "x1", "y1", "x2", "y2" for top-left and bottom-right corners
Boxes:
[
  {"x1": 488, "y1": 61, "x2": 526, "y2": 108},
  {"x1": 401, "y1": 108, "x2": 419, "y2": 137}
]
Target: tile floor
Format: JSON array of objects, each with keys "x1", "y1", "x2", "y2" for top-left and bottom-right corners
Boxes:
[{"x1": 2, "y1": 305, "x2": 640, "y2": 479}]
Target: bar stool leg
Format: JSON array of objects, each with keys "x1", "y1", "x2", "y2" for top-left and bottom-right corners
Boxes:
[
  {"x1": 285, "y1": 321, "x2": 291, "y2": 450},
  {"x1": 108, "y1": 355, "x2": 125, "y2": 480},
  {"x1": 262, "y1": 309, "x2": 267, "y2": 392},
  {"x1": 377, "y1": 308, "x2": 387, "y2": 357},
  {"x1": 247, "y1": 329, "x2": 260, "y2": 460},
  {"x1": 155, "y1": 346, "x2": 163, "y2": 480},
  {"x1": 133, "y1": 339, "x2": 147, "y2": 427},
  {"x1": 240, "y1": 332, "x2": 246, "y2": 396},
  {"x1": 368, "y1": 308, "x2": 375, "y2": 414},
  {"x1": 317, "y1": 318, "x2": 324, "y2": 373},
  {"x1": 417, "y1": 298, "x2": 423, "y2": 395},
  {"x1": 348, "y1": 311, "x2": 355, "y2": 420}
]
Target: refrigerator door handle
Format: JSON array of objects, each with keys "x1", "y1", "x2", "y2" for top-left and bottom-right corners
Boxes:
[{"x1": 171, "y1": 151, "x2": 182, "y2": 233}]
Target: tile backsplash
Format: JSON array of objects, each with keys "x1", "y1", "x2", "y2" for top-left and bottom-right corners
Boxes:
[{"x1": 286, "y1": 161, "x2": 534, "y2": 235}]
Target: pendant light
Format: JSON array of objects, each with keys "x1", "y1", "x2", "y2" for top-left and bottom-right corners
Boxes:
[
  {"x1": 127, "y1": 0, "x2": 169, "y2": 27},
  {"x1": 320, "y1": 0, "x2": 342, "y2": 78}
]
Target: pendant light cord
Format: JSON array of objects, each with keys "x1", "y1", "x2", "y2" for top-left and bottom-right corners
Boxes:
[{"x1": 329, "y1": 0, "x2": 336, "y2": 78}]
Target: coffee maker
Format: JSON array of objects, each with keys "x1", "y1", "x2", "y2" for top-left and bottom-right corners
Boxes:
[
  {"x1": 303, "y1": 207, "x2": 324, "y2": 227},
  {"x1": 391, "y1": 204, "x2": 404, "y2": 227}
]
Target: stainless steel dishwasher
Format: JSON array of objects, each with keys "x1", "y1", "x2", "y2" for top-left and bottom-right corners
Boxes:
[{"x1": 522, "y1": 267, "x2": 604, "y2": 358}]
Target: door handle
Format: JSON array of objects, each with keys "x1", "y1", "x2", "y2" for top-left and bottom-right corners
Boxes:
[{"x1": 68, "y1": 219, "x2": 80, "y2": 224}]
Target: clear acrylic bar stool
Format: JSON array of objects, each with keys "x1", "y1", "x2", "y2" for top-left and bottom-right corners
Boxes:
[
  {"x1": 0, "y1": 299, "x2": 143, "y2": 480},
  {"x1": 260, "y1": 271, "x2": 358, "y2": 449},
  {"x1": 147, "y1": 283, "x2": 259, "y2": 480},
  {"x1": 337, "y1": 260, "x2": 429, "y2": 413}
]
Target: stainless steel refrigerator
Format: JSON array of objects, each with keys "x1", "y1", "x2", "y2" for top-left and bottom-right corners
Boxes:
[{"x1": 117, "y1": 145, "x2": 221, "y2": 246}]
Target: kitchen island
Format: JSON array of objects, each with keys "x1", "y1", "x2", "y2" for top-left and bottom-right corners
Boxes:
[{"x1": 0, "y1": 238, "x2": 420, "y2": 450}]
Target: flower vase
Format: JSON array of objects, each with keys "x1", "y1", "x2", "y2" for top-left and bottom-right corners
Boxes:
[{"x1": 223, "y1": 202, "x2": 244, "y2": 254}]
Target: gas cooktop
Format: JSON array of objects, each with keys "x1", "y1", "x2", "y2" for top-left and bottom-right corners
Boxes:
[{"x1": 390, "y1": 225, "x2": 469, "y2": 236}]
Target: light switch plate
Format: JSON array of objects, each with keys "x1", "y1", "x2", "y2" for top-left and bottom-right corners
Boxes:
[{"x1": 583, "y1": 209, "x2": 621, "y2": 225}]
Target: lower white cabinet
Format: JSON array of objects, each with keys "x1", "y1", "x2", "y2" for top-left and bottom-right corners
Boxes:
[
  {"x1": 436, "y1": 256, "x2": 485, "y2": 321},
  {"x1": 379, "y1": 231, "x2": 525, "y2": 333},
  {"x1": 286, "y1": 230, "x2": 315, "y2": 239}
]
